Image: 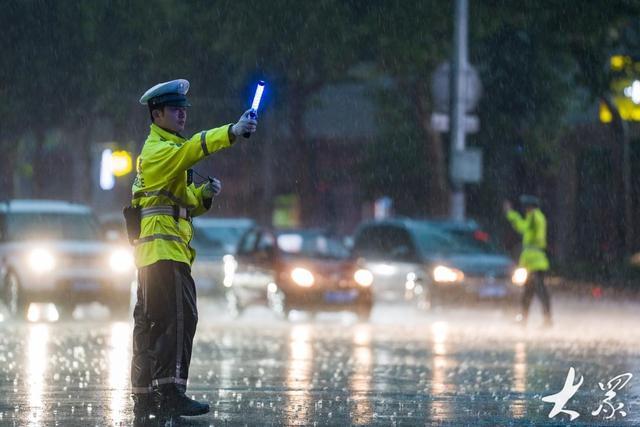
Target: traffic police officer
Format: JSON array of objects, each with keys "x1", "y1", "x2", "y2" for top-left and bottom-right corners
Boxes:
[
  {"x1": 129, "y1": 79, "x2": 257, "y2": 418},
  {"x1": 504, "y1": 195, "x2": 552, "y2": 327}
]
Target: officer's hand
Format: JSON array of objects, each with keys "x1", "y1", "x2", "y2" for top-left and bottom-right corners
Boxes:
[
  {"x1": 503, "y1": 200, "x2": 512, "y2": 214},
  {"x1": 202, "y1": 177, "x2": 222, "y2": 198},
  {"x1": 231, "y1": 109, "x2": 258, "y2": 138}
]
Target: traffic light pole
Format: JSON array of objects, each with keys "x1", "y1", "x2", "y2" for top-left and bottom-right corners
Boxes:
[{"x1": 449, "y1": 0, "x2": 468, "y2": 222}]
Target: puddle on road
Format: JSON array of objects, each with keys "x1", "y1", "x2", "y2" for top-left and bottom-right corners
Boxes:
[{"x1": 0, "y1": 296, "x2": 637, "y2": 425}]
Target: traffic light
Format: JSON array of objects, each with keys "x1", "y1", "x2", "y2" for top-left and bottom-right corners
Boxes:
[{"x1": 100, "y1": 148, "x2": 133, "y2": 190}]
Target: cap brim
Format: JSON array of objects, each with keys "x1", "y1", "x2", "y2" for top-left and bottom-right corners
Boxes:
[
  {"x1": 148, "y1": 93, "x2": 191, "y2": 107},
  {"x1": 162, "y1": 99, "x2": 191, "y2": 107},
  {"x1": 519, "y1": 195, "x2": 540, "y2": 206}
]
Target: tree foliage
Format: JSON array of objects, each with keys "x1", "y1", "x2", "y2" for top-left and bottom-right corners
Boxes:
[
  {"x1": 470, "y1": 0, "x2": 639, "y2": 220},
  {"x1": 0, "y1": 0, "x2": 638, "y2": 234}
]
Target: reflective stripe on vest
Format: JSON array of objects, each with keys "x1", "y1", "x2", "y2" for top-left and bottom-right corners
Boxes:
[
  {"x1": 140, "y1": 206, "x2": 190, "y2": 220},
  {"x1": 132, "y1": 189, "x2": 195, "y2": 209},
  {"x1": 200, "y1": 131, "x2": 209, "y2": 156},
  {"x1": 134, "y1": 233, "x2": 184, "y2": 245},
  {"x1": 152, "y1": 377, "x2": 188, "y2": 387}
]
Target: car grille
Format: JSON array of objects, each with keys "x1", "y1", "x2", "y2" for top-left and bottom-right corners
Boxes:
[
  {"x1": 463, "y1": 273, "x2": 510, "y2": 286},
  {"x1": 60, "y1": 254, "x2": 106, "y2": 269},
  {"x1": 314, "y1": 272, "x2": 356, "y2": 289}
]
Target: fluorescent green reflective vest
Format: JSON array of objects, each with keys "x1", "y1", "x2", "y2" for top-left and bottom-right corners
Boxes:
[
  {"x1": 131, "y1": 123, "x2": 233, "y2": 268},
  {"x1": 506, "y1": 208, "x2": 550, "y2": 272}
]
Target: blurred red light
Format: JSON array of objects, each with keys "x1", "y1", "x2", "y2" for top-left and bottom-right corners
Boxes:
[
  {"x1": 473, "y1": 230, "x2": 490, "y2": 242},
  {"x1": 592, "y1": 287, "x2": 603, "y2": 299}
]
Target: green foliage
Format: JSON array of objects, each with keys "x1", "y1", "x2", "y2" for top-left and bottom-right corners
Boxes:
[
  {"x1": 356, "y1": 1, "x2": 452, "y2": 215},
  {"x1": 0, "y1": 0, "x2": 638, "y2": 214},
  {"x1": 474, "y1": 14, "x2": 573, "y2": 181},
  {"x1": 356, "y1": 0, "x2": 452, "y2": 75},
  {"x1": 212, "y1": 0, "x2": 359, "y2": 97},
  {"x1": 470, "y1": 0, "x2": 639, "y2": 220}
]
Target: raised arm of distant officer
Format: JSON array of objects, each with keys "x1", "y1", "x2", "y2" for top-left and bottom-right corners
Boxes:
[{"x1": 504, "y1": 199, "x2": 528, "y2": 235}]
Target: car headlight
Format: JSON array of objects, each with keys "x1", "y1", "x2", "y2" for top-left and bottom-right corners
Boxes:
[
  {"x1": 433, "y1": 265, "x2": 464, "y2": 283},
  {"x1": 405, "y1": 272, "x2": 417, "y2": 290},
  {"x1": 371, "y1": 263, "x2": 396, "y2": 276},
  {"x1": 109, "y1": 249, "x2": 134, "y2": 273},
  {"x1": 28, "y1": 248, "x2": 56, "y2": 273},
  {"x1": 223, "y1": 254, "x2": 237, "y2": 288},
  {"x1": 354, "y1": 269, "x2": 373, "y2": 287},
  {"x1": 512, "y1": 267, "x2": 528, "y2": 286},
  {"x1": 291, "y1": 267, "x2": 314, "y2": 287}
]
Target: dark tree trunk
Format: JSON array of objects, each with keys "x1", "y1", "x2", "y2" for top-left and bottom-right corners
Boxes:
[
  {"x1": 601, "y1": 95, "x2": 632, "y2": 257},
  {"x1": 32, "y1": 128, "x2": 47, "y2": 198},
  {"x1": 289, "y1": 86, "x2": 317, "y2": 227},
  {"x1": 0, "y1": 140, "x2": 16, "y2": 198},
  {"x1": 413, "y1": 82, "x2": 449, "y2": 217},
  {"x1": 68, "y1": 122, "x2": 93, "y2": 204}
]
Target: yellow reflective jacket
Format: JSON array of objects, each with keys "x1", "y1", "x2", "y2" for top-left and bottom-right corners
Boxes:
[
  {"x1": 506, "y1": 208, "x2": 550, "y2": 272},
  {"x1": 131, "y1": 123, "x2": 233, "y2": 268}
]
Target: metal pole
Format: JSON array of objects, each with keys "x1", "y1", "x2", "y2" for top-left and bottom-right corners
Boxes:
[
  {"x1": 622, "y1": 119, "x2": 632, "y2": 256},
  {"x1": 603, "y1": 96, "x2": 633, "y2": 257},
  {"x1": 449, "y1": 0, "x2": 468, "y2": 221}
]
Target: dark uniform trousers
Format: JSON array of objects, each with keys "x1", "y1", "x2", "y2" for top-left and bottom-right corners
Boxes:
[
  {"x1": 522, "y1": 271, "x2": 551, "y2": 319},
  {"x1": 131, "y1": 260, "x2": 198, "y2": 394}
]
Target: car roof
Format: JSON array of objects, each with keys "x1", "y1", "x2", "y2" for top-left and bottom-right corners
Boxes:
[
  {"x1": 0, "y1": 199, "x2": 92, "y2": 214},
  {"x1": 275, "y1": 228, "x2": 334, "y2": 236},
  {"x1": 356, "y1": 218, "x2": 440, "y2": 231},
  {"x1": 356, "y1": 217, "x2": 479, "y2": 232},
  {"x1": 192, "y1": 217, "x2": 255, "y2": 228}
]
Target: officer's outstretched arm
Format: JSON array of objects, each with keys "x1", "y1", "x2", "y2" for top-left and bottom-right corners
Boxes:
[
  {"x1": 506, "y1": 210, "x2": 527, "y2": 235},
  {"x1": 148, "y1": 124, "x2": 233, "y2": 180}
]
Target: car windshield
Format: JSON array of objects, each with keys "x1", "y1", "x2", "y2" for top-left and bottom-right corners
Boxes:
[
  {"x1": 6, "y1": 212, "x2": 101, "y2": 241},
  {"x1": 277, "y1": 232, "x2": 349, "y2": 259},
  {"x1": 445, "y1": 230, "x2": 502, "y2": 255},
  {"x1": 412, "y1": 225, "x2": 482, "y2": 257},
  {"x1": 192, "y1": 225, "x2": 250, "y2": 256}
]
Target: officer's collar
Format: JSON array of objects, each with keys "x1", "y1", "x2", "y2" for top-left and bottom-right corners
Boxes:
[{"x1": 150, "y1": 123, "x2": 186, "y2": 143}]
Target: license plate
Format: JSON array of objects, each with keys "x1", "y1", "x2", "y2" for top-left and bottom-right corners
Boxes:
[
  {"x1": 72, "y1": 281, "x2": 101, "y2": 291},
  {"x1": 324, "y1": 290, "x2": 358, "y2": 304},
  {"x1": 479, "y1": 285, "x2": 506, "y2": 298}
]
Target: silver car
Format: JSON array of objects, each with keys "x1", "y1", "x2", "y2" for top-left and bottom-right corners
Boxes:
[
  {"x1": 0, "y1": 200, "x2": 136, "y2": 319},
  {"x1": 352, "y1": 219, "x2": 526, "y2": 307},
  {"x1": 190, "y1": 217, "x2": 256, "y2": 295}
]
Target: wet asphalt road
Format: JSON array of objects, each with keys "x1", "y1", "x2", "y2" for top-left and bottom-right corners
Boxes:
[{"x1": 0, "y1": 293, "x2": 639, "y2": 426}]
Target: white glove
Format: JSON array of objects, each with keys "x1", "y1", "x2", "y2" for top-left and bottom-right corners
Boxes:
[
  {"x1": 202, "y1": 177, "x2": 222, "y2": 198},
  {"x1": 231, "y1": 109, "x2": 258, "y2": 137}
]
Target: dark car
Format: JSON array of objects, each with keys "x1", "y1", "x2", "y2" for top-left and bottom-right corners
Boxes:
[
  {"x1": 224, "y1": 228, "x2": 374, "y2": 320},
  {"x1": 190, "y1": 218, "x2": 256, "y2": 296},
  {"x1": 352, "y1": 219, "x2": 526, "y2": 307}
]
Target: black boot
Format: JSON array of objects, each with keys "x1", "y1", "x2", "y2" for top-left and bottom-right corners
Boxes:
[
  {"x1": 154, "y1": 384, "x2": 210, "y2": 417},
  {"x1": 132, "y1": 393, "x2": 155, "y2": 418}
]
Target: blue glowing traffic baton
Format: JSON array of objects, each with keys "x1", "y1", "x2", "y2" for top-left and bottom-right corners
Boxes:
[{"x1": 244, "y1": 80, "x2": 265, "y2": 138}]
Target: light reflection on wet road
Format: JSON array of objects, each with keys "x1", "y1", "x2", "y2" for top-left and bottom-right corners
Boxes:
[{"x1": 0, "y1": 294, "x2": 639, "y2": 426}]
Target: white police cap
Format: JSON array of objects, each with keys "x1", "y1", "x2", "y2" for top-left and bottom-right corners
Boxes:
[
  {"x1": 139, "y1": 79, "x2": 191, "y2": 107},
  {"x1": 519, "y1": 194, "x2": 540, "y2": 207}
]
